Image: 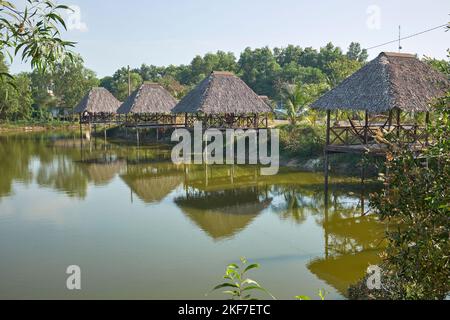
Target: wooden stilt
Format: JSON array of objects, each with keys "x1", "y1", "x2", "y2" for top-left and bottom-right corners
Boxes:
[
  {"x1": 364, "y1": 110, "x2": 369, "y2": 144},
  {"x1": 136, "y1": 126, "x2": 140, "y2": 147},
  {"x1": 325, "y1": 110, "x2": 331, "y2": 148}
]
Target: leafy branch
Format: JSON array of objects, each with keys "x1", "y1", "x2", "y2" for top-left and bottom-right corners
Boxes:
[
  {"x1": 210, "y1": 257, "x2": 275, "y2": 300},
  {"x1": 0, "y1": 0, "x2": 75, "y2": 79}
]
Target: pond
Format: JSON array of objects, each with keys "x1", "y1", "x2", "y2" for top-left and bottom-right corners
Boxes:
[{"x1": 0, "y1": 132, "x2": 386, "y2": 299}]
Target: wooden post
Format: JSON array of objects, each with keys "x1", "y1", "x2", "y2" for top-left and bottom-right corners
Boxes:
[
  {"x1": 325, "y1": 110, "x2": 331, "y2": 147},
  {"x1": 396, "y1": 109, "x2": 401, "y2": 139},
  {"x1": 79, "y1": 114, "x2": 82, "y2": 139},
  {"x1": 364, "y1": 110, "x2": 369, "y2": 144},
  {"x1": 324, "y1": 110, "x2": 331, "y2": 185},
  {"x1": 425, "y1": 111, "x2": 430, "y2": 146},
  {"x1": 136, "y1": 126, "x2": 140, "y2": 147},
  {"x1": 388, "y1": 110, "x2": 393, "y2": 129},
  {"x1": 94, "y1": 124, "x2": 97, "y2": 148}
]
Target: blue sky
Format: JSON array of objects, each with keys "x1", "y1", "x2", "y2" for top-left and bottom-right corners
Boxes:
[{"x1": 10, "y1": 0, "x2": 450, "y2": 77}]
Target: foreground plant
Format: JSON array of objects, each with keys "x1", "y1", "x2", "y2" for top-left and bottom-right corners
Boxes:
[
  {"x1": 212, "y1": 257, "x2": 329, "y2": 300},
  {"x1": 211, "y1": 257, "x2": 275, "y2": 300},
  {"x1": 0, "y1": 0, "x2": 75, "y2": 80},
  {"x1": 295, "y1": 289, "x2": 328, "y2": 300}
]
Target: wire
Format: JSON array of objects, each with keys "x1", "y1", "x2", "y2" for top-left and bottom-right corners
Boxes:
[{"x1": 366, "y1": 23, "x2": 448, "y2": 51}]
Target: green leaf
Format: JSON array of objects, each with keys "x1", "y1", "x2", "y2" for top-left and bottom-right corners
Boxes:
[
  {"x1": 243, "y1": 263, "x2": 260, "y2": 273},
  {"x1": 212, "y1": 283, "x2": 239, "y2": 291},
  {"x1": 294, "y1": 295, "x2": 311, "y2": 300},
  {"x1": 241, "y1": 278, "x2": 260, "y2": 286}
]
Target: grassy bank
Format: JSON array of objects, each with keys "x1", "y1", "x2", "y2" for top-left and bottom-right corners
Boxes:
[{"x1": 0, "y1": 120, "x2": 82, "y2": 132}]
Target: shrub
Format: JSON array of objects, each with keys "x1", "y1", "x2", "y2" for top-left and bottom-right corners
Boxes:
[{"x1": 279, "y1": 124, "x2": 325, "y2": 158}]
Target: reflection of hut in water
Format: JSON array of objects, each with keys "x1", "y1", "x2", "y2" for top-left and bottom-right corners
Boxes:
[
  {"x1": 120, "y1": 164, "x2": 183, "y2": 203},
  {"x1": 78, "y1": 159, "x2": 126, "y2": 186},
  {"x1": 308, "y1": 213, "x2": 385, "y2": 297},
  {"x1": 307, "y1": 250, "x2": 381, "y2": 297},
  {"x1": 175, "y1": 187, "x2": 272, "y2": 240}
]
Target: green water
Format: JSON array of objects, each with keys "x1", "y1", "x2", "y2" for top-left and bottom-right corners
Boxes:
[{"x1": 0, "y1": 133, "x2": 386, "y2": 299}]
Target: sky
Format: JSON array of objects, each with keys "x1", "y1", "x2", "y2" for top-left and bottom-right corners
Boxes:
[{"x1": 10, "y1": 0, "x2": 450, "y2": 77}]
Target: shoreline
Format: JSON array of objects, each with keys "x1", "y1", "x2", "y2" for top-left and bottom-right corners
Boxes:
[{"x1": 0, "y1": 124, "x2": 378, "y2": 177}]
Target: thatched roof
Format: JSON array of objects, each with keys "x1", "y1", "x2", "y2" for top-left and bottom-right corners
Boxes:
[
  {"x1": 311, "y1": 52, "x2": 450, "y2": 113},
  {"x1": 74, "y1": 87, "x2": 121, "y2": 114},
  {"x1": 172, "y1": 71, "x2": 273, "y2": 114},
  {"x1": 117, "y1": 83, "x2": 177, "y2": 114},
  {"x1": 259, "y1": 95, "x2": 273, "y2": 109}
]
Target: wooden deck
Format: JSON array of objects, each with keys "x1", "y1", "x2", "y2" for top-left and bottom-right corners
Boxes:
[{"x1": 326, "y1": 143, "x2": 388, "y2": 155}]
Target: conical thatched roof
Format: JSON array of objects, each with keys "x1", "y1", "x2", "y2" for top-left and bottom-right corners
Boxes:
[
  {"x1": 172, "y1": 71, "x2": 273, "y2": 114},
  {"x1": 74, "y1": 87, "x2": 121, "y2": 114},
  {"x1": 117, "y1": 83, "x2": 177, "y2": 114},
  {"x1": 311, "y1": 52, "x2": 450, "y2": 113}
]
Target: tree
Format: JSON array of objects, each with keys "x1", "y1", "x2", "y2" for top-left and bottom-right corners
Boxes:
[
  {"x1": 424, "y1": 49, "x2": 450, "y2": 79},
  {"x1": 109, "y1": 68, "x2": 142, "y2": 101},
  {"x1": 52, "y1": 55, "x2": 99, "y2": 113},
  {"x1": 274, "y1": 45, "x2": 304, "y2": 67},
  {"x1": 156, "y1": 75, "x2": 187, "y2": 100},
  {"x1": 317, "y1": 42, "x2": 344, "y2": 76},
  {"x1": 327, "y1": 56, "x2": 363, "y2": 87},
  {"x1": 281, "y1": 84, "x2": 312, "y2": 125},
  {"x1": 346, "y1": 42, "x2": 368, "y2": 62},
  {"x1": 0, "y1": 57, "x2": 33, "y2": 120},
  {"x1": 238, "y1": 47, "x2": 281, "y2": 97},
  {"x1": 0, "y1": 0, "x2": 74, "y2": 80}
]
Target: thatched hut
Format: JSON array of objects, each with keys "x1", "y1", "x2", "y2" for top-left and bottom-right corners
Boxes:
[
  {"x1": 172, "y1": 71, "x2": 273, "y2": 129},
  {"x1": 311, "y1": 52, "x2": 450, "y2": 153},
  {"x1": 74, "y1": 87, "x2": 121, "y2": 124},
  {"x1": 117, "y1": 83, "x2": 177, "y2": 126}
]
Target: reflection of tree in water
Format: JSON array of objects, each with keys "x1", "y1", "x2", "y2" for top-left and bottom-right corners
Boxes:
[
  {"x1": 175, "y1": 187, "x2": 272, "y2": 241},
  {"x1": 0, "y1": 135, "x2": 42, "y2": 198},
  {"x1": 0, "y1": 134, "x2": 126, "y2": 199},
  {"x1": 270, "y1": 184, "x2": 324, "y2": 224},
  {"x1": 35, "y1": 155, "x2": 89, "y2": 198}
]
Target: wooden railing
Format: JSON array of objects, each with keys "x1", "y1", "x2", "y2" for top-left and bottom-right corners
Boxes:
[
  {"x1": 184, "y1": 113, "x2": 269, "y2": 129},
  {"x1": 328, "y1": 124, "x2": 428, "y2": 146}
]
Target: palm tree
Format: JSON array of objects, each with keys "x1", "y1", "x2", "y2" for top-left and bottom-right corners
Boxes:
[{"x1": 282, "y1": 84, "x2": 310, "y2": 125}]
